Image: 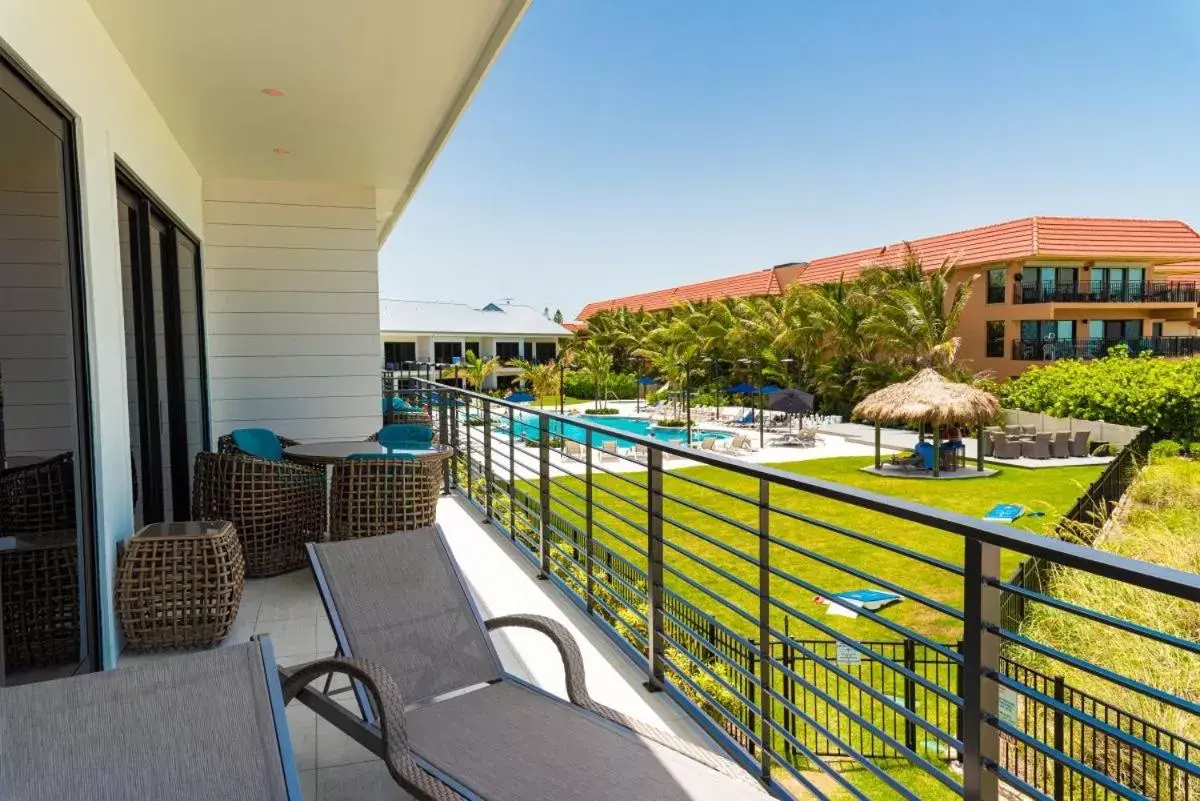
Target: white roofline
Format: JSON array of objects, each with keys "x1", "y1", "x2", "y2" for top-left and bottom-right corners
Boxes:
[{"x1": 376, "y1": 0, "x2": 531, "y2": 247}]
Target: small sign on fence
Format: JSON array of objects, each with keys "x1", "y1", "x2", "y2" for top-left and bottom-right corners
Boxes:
[
  {"x1": 998, "y1": 685, "x2": 1019, "y2": 727},
  {"x1": 835, "y1": 641, "x2": 861, "y2": 666}
]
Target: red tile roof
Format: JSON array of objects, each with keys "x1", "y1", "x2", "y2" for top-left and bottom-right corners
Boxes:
[
  {"x1": 576, "y1": 268, "x2": 783, "y2": 319},
  {"x1": 799, "y1": 217, "x2": 1200, "y2": 285},
  {"x1": 562, "y1": 321, "x2": 583, "y2": 332}
]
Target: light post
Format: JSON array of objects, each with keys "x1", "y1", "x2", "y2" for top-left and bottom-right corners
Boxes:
[
  {"x1": 558, "y1": 359, "x2": 565, "y2": 415},
  {"x1": 739, "y1": 357, "x2": 765, "y2": 448}
]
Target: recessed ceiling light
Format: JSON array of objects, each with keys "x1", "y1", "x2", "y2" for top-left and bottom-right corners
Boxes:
[
  {"x1": 272, "y1": 147, "x2": 291, "y2": 155},
  {"x1": 261, "y1": 88, "x2": 286, "y2": 97}
]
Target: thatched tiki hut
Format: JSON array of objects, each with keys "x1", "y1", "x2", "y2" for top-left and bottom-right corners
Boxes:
[{"x1": 853, "y1": 368, "x2": 1001, "y2": 475}]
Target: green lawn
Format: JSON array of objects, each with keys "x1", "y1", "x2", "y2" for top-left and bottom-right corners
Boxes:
[{"x1": 541, "y1": 456, "x2": 1103, "y2": 644}]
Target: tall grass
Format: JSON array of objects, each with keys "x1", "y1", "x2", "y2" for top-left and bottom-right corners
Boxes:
[{"x1": 1016, "y1": 457, "x2": 1200, "y2": 796}]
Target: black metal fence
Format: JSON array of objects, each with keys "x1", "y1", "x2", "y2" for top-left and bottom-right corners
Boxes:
[{"x1": 395, "y1": 378, "x2": 1200, "y2": 800}]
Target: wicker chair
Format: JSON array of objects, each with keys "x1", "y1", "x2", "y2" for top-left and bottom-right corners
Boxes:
[
  {"x1": 383, "y1": 409, "x2": 434, "y2": 426},
  {"x1": 329, "y1": 452, "x2": 449, "y2": 541},
  {"x1": 192, "y1": 450, "x2": 327, "y2": 577},
  {"x1": 0, "y1": 452, "x2": 76, "y2": 534},
  {"x1": 217, "y1": 432, "x2": 299, "y2": 454}
]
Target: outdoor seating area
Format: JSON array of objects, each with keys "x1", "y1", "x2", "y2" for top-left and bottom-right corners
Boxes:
[{"x1": 982, "y1": 427, "x2": 1091, "y2": 460}]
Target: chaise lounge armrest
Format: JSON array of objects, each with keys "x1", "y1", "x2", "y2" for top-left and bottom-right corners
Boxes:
[
  {"x1": 281, "y1": 656, "x2": 467, "y2": 801},
  {"x1": 484, "y1": 614, "x2": 755, "y2": 783}
]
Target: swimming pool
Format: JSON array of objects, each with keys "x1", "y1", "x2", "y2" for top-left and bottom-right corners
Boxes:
[{"x1": 503, "y1": 413, "x2": 731, "y2": 449}]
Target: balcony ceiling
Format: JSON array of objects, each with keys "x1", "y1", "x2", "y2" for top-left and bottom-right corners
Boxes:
[{"x1": 85, "y1": 0, "x2": 527, "y2": 242}]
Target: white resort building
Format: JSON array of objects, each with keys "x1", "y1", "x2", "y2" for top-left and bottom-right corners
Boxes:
[{"x1": 380, "y1": 299, "x2": 571, "y2": 389}]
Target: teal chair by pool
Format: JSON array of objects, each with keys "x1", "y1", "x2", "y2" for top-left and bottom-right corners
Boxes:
[
  {"x1": 376, "y1": 423, "x2": 434, "y2": 449},
  {"x1": 229, "y1": 427, "x2": 287, "y2": 461}
]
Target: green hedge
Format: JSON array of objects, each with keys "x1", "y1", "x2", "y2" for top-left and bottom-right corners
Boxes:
[
  {"x1": 998, "y1": 351, "x2": 1200, "y2": 442},
  {"x1": 562, "y1": 370, "x2": 640, "y2": 401}
]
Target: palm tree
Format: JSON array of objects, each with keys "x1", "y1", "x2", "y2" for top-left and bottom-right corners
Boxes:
[
  {"x1": 513, "y1": 359, "x2": 560, "y2": 408},
  {"x1": 576, "y1": 339, "x2": 614, "y2": 409},
  {"x1": 444, "y1": 349, "x2": 498, "y2": 391}
]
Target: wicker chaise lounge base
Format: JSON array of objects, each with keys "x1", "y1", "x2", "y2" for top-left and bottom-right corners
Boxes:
[
  {"x1": 0, "y1": 638, "x2": 414, "y2": 801},
  {"x1": 286, "y1": 526, "x2": 775, "y2": 801}
]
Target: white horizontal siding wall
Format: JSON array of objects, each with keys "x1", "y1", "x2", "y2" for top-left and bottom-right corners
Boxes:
[{"x1": 202, "y1": 179, "x2": 380, "y2": 442}]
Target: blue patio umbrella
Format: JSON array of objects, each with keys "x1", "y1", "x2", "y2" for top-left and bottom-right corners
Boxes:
[
  {"x1": 507, "y1": 391, "x2": 535, "y2": 403},
  {"x1": 638, "y1": 376, "x2": 657, "y2": 386},
  {"x1": 727, "y1": 382, "x2": 755, "y2": 394}
]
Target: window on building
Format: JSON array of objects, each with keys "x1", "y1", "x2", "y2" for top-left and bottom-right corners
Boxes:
[
  {"x1": 535, "y1": 342, "x2": 557, "y2": 362},
  {"x1": 383, "y1": 341, "x2": 416, "y2": 368},
  {"x1": 523, "y1": 341, "x2": 534, "y2": 360},
  {"x1": 434, "y1": 341, "x2": 463, "y2": 365},
  {"x1": 986, "y1": 269, "x2": 1007, "y2": 304},
  {"x1": 985, "y1": 321, "x2": 1005, "y2": 358},
  {"x1": 495, "y1": 375, "x2": 517, "y2": 391},
  {"x1": 496, "y1": 341, "x2": 520, "y2": 361},
  {"x1": 465, "y1": 341, "x2": 481, "y2": 359},
  {"x1": 1018, "y1": 320, "x2": 1076, "y2": 359},
  {"x1": 1152, "y1": 322, "x2": 1164, "y2": 338}
]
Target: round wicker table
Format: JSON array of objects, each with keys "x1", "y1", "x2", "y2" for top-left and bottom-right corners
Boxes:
[{"x1": 283, "y1": 441, "x2": 449, "y2": 465}]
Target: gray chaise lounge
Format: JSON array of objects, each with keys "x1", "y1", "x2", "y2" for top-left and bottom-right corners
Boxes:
[
  {"x1": 0, "y1": 638, "x2": 408, "y2": 801},
  {"x1": 290, "y1": 526, "x2": 776, "y2": 801}
]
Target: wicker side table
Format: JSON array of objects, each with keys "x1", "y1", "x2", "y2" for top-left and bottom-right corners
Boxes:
[
  {"x1": 0, "y1": 529, "x2": 79, "y2": 671},
  {"x1": 116, "y1": 521, "x2": 245, "y2": 651}
]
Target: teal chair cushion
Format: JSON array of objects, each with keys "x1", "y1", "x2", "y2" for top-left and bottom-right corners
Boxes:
[
  {"x1": 377, "y1": 424, "x2": 433, "y2": 449},
  {"x1": 231, "y1": 428, "x2": 284, "y2": 461}
]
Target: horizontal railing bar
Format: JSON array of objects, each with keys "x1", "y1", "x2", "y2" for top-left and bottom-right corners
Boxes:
[
  {"x1": 995, "y1": 627, "x2": 1200, "y2": 718},
  {"x1": 660, "y1": 537, "x2": 760, "y2": 598},
  {"x1": 414, "y1": 378, "x2": 1200, "y2": 598},
  {"x1": 665, "y1": 467, "x2": 761, "y2": 507},
  {"x1": 660, "y1": 629, "x2": 762, "y2": 712},
  {"x1": 659, "y1": 607, "x2": 762, "y2": 686},
  {"x1": 768, "y1": 629, "x2": 963, "y2": 752},
  {"x1": 763, "y1": 684, "x2": 962, "y2": 797},
  {"x1": 991, "y1": 671, "x2": 1200, "y2": 778},
  {"x1": 661, "y1": 516, "x2": 759, "y2": 568},
  {"x1": 988, "y1": 718, "x2": 1143, "y2": 801},
  {"x1": 768, "y1": 595, "x2": 960, "y2": 706},
  {"x1": 586, "y1": 558, "x2": 649, "y2": 606},
  {"x1": 988, "y1": 764, "x2": 1053, "y2": 801},
  {"x1": 761, "y1": 699, "x2": 925, "y2": 801},
  {"x1": 769, "y1": 504, "x2": 964, "y2": 576},
  {"x1": 586, "y1": 592, "x2": 650, "y2": 650},
  {"x1": 659, "y1": 491, "x2": 762, "y2": 538},
  {"x1": 761, "y1": 717, "x2": 873, "y2": 801},
  {"x1": 768, "y1": 565, "x2": 962, "y2": 664},
  {"x1": 577, "y1": 496, "x2": 649, "y2": 540},
  {"x1": 585, "y1": 517, "x2": 650, "y2": 560},
  {"x1": 661, "y1": 563, "x2": 760, "y2": 631},
  {"x1": 661, "y1": 600, "x2": 760, "y2": 662},
  {"x1": 992, "y1": 579, "x2": 1200, "y2": 656},
  {"x1": 579, "y1": 456, "x2": 649, "y2": 491},
  {"x1": 585, "y1": 476, "x2": 651, "y2": 514},
  {"x1": 657, "y1": 653, "x2": 763, "y2": 747},
  {"x1": 767, "y1": 534, "x2": 964, "y2": 622}
]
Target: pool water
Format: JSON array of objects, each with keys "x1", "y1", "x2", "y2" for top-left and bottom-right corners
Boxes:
[{"x1": 504, "y1": 414, "x2": 731, "y2": 449}]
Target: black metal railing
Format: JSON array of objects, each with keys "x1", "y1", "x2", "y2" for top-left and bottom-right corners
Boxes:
[
  {"x1": 1015, "y1": 281, "x2": 1199, "y2": 305},
  {"x1": 388, "y1": 378, "x2": 1200, "y2": 800},
  {"x1": 1011, "y1": 337, "x2": 1200, "y2": 361}
]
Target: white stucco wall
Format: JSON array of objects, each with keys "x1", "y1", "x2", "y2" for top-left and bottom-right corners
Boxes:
[{"x1": 2, "y1": 0, "x2": 203, "y2": 667}]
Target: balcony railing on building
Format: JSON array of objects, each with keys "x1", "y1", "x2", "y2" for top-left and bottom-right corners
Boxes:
[
  {"x1": 1011, "y1": 336, "x2": 1200, "y2": 361},
  {"x1": 1014, "y1": 280, "x2": 1199, "y2": 305},
  {"x1": 381, "y1": 376, "x2": 1200, "y2": 801}
]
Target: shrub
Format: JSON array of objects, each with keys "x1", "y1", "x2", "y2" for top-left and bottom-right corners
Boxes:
[
  {"x1": 562, "y1": 370, "x2": 639, "y2": 401},
  {"x1": 1091, "y1": 442, "x2": 1119, "y2": 457},
  {"x1": 582, "y1": 407, "x2": 620, "y2": 415},
  {"x1": 1149, "y1": 439, "x2": 1183, "y2": 463},
  {"x1": 997, "y1": 352, "x2": 1200, "y2": 442},
  {"x1": 655, "y1": 419, "x2": 686, "y2": 428},
  {"x1": 520, "y1": 435, "x2": 565, "y2": 447}
]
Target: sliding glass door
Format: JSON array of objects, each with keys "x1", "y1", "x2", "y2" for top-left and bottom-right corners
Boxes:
[
  {"x1": 118, "y1": 175, "x2": 208, "y2": 526},
  {"x1": 0, "y1": 55, "x2": 97, "y2": 684}
]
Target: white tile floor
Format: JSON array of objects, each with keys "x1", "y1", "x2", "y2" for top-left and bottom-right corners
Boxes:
[{"x1": 117, "y1": 495, "x2": 720, "y2": 800}]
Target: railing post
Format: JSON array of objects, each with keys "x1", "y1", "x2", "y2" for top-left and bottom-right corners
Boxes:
[
  {"x1": 464, "y1": 395, "x2": 473, "y2": 502},
  {"x1": 904, "y1": 638, "x2": 917, "y2": 754},
  {"x1": 644, "y1": 447, "x2": 665, "y2": 692},
  {"x1": 439, "y1": 390, "x2": 450, "y2": 495},
  {"x1": 757, "y1": 477, "x2": 773, "y2": 781},
  {"x1": 449, "y1": 391, "x2": 460, "y2": 490},
  {"x1": 955, "y1": 638, "x2": 964, "y2": 763},
  {"x1": 482, "y1": 399, "x2": 492, "y2": 523},
  {"x1": 507, "y1": 405, "x2": 516, "y2": 540},
  {"x1": 1053, "y1": 675, "x2": 1065, "y2": 801},
  {"x1": 537, "y1": 414, "x2": 550, "y2": 580},
  {"x1": 585, "y1": 429, "x2": 594, "y2": 616},
  {"x1": 963, "y1": 539, "x2": 1001, "y2": 801}
]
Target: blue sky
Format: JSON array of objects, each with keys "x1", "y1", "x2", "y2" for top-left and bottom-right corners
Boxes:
[{"x1": 379, "y1": 1, "x2": 1200, "y2": 320}]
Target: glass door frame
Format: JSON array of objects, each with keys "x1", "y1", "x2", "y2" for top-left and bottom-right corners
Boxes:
[
  {"x1": 116, "y1": 165, "x2": 211, "y2": 523},
  {"x1": 0, "y1": 50, "x2": 99, "y2": 682}
]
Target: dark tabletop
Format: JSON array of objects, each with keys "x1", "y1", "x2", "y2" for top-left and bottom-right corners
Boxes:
[{"x1": 283, "y1": 441, "x2": 449, "y2": 465}]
